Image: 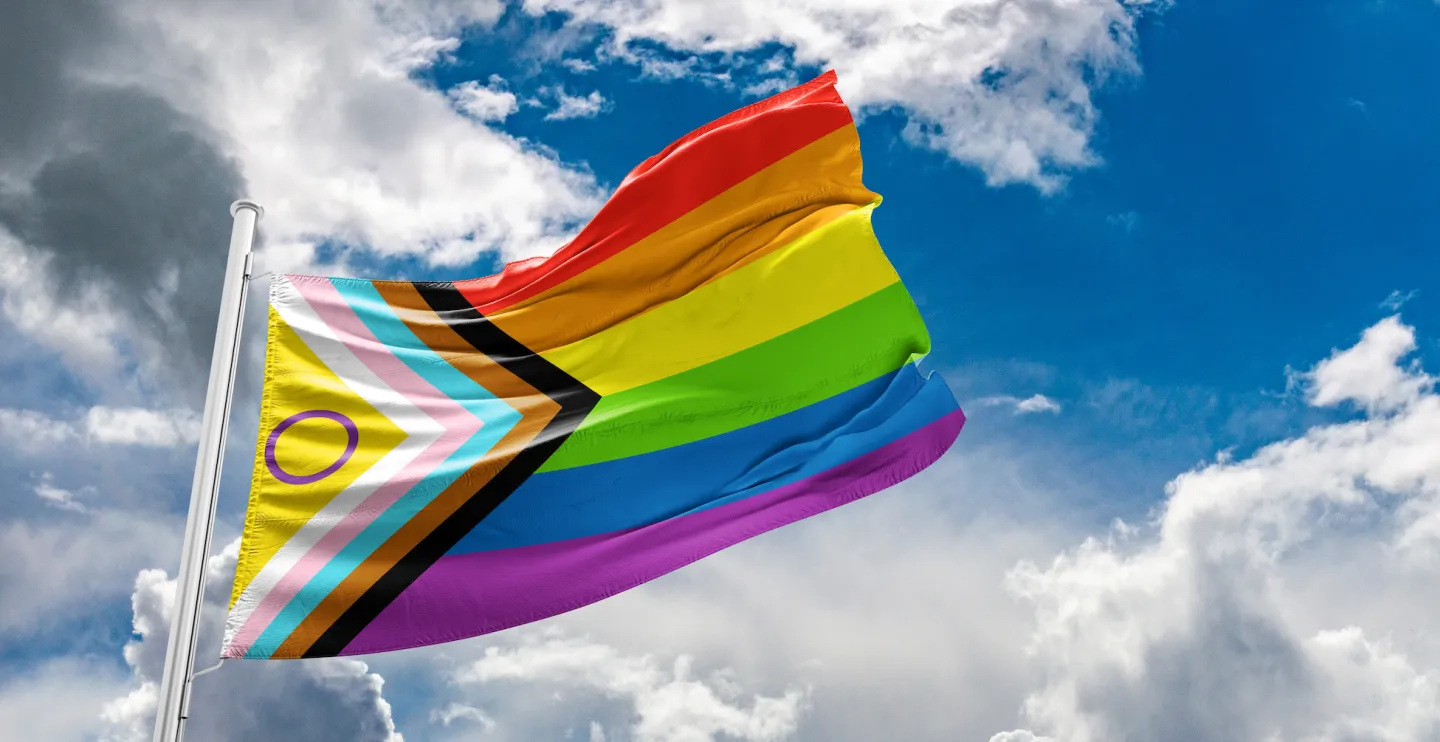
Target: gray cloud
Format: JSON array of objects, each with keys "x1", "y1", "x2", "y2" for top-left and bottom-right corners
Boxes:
[
  {"x1": 101, "y1": 541, "x2": 402, "y2": 742},
  {"x1": 0, "y1": 506, "x2": 177, "y2": 640},
  {"x1": 0, "y1": 0, "x2": 246, "y2": 401},
  {"x1": 1064, "y1": 560, "x2": 1319, "y2": 741},
  {"x1": 0, "y1": 3, "x2": 107, "y2": 166}
]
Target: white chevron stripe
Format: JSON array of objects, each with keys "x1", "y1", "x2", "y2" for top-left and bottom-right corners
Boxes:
[{"x1": 222, "y1": 276, "x2": 440, "y2": 652}]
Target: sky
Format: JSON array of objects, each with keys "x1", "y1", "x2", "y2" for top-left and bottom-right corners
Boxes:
[{"x1": 1, "y1": 0, "x2": 1439, "y2": 740}]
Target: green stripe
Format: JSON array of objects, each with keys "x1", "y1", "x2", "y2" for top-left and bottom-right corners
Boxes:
[{"x1": 539, "y1": 282, "x2": 931, "y2": 472}]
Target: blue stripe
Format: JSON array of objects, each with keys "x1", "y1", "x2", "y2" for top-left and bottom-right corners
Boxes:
[
  {"x1": 447, "y1": 363, "x2": 958, "y2": 555},
  {"x1": 248, "y1": 280, "x2": 522, "y2": 658}
]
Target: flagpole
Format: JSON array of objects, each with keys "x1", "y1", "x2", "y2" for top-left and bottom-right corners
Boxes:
[{"x1": 152, "y1": 199, "x2": 263, "y2": 742}]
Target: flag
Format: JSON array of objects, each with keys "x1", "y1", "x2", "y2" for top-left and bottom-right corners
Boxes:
[{"x1": 222, "y1": 71, "x2": 964, "y2": 659}]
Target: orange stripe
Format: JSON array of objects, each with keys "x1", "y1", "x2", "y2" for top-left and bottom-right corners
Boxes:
[
  {"x1": 271, "y1": 283, "x2": 559, "y2": 658},
  {"x1": 490, "y1": 124, "x2": 874, "y2": 354}
]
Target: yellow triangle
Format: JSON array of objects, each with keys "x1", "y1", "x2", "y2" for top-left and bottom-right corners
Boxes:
[{"x1": 230, "y1": 306, "x2": 407, "y2": 607}]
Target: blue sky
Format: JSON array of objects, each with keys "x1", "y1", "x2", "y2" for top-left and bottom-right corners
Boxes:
[{"x1": 3, "y1": 1, "x2": 1440, "y2": 741}]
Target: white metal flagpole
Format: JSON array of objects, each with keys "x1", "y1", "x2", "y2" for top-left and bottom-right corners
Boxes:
[{"x1": 151, "y1": 199, "x2": 264, "y2": 742}]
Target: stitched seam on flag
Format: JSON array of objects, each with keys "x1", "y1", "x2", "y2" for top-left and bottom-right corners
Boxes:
[{"x1": 227, "y1": 288, "x2": 282, "y2": 617}]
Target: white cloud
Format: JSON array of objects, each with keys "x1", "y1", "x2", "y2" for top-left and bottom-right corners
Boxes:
[
  {"x1": 0, "y1": 229, "x2": 124, "y2": 373},
  {"x1": 527, "y1": 0, "x2": 1162, "y2": 190},
  {"x1": 100, "y1": 539, "x2": 404, "y2": 742},
  {"x1": 0, "y1": 507, "x2": 177, "y2": 636},
  {"x1": 430, "y1": 702, "x2": 498, "y2": 730},
  {"x1": 0, "y1": 405, "x2": 201, "y2": 451},
  {"x1": 34, "y1": 472, "x2": 87, "y2": 512},
  {"x1": 1306, "y1": 315, "x2": 1432, "y2": 414},
  {"x1": 545, "y1": 87, "x2": 610, "y2": 120},
  {"x1": 455, "y1": 446, "x2": 1078, "y2": 742},
  {"x1": 989, "y1": 731, "x2": 1054, "y2": 742},
  {"x1": 103, "y1": 0, "x2": 605, "y2": 268},
  {"x1": 0, "y1": 658, "x2": 131, "y2": 742},
  {"x1": 1107, "y1": 210, "x2": 1141, "y2": 234},
  {"x1": 1381, "y1": 289, "x2": 1419, "y2": 311},
  {"x1": 564, "y1": 58, "x2": 598, "y2": 73},
  {"x1": 0, "y1": 407, "x2": 78, "y2": 452},
  {"x1": 1016, "y1": 394, "x2": 1063, "y2": 415},
  {"x1": 979, "y1": 393, "x2": 1063, "y2": 415},
  {"x1": 453, "y1": 633, "x2": 805, "y2": 742},
  {"x1": 85, "y1": 406, "x2": 201, "y2": 447},
  {"x1": 450, "y1": 77, "x2": 521, "y2": 122},
  {"x1": 996, "y1": 316, "x2": 1440, "y2": 741}
]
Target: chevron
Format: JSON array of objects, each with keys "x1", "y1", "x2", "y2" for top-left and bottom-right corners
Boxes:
[
  {"x1": 225, "y1": 274, "x2": 521, "y2": 658},
  {"x1": 246, "y1": 279, "x2": 523, "y2": 657},
  {"x1": 223, "y1": 277, "x2": 600, "y2": 659},
  {"x1": 297, "y1": 282, "x2": 599, "y2": 657}
]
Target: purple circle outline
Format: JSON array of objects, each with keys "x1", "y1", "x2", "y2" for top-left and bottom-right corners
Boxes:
[{"x1": 265, "y1": 410, "x2": 359, "y2": 485}]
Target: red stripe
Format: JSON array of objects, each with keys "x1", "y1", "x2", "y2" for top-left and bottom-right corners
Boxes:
[{"x1": 456, "y1": 70, "x2": 854, "y2": 314}]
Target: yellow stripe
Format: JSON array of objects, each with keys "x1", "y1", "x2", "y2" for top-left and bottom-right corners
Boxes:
[
  {"x1": 229, "y1": 307, "x2": 406, "y2": 608},
  {"x1": 540, "y1": 204, "x2": 898, "y2": 396}
]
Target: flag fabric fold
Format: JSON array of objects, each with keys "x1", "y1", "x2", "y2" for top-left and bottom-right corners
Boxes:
[{"x1": 222, "y1": 70, "x2": 964, "y2": 659}]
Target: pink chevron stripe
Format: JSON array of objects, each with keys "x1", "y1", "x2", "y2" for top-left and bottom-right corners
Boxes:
[{"x1": 227, "y1": 278, "x2": 483, "y2": 656}]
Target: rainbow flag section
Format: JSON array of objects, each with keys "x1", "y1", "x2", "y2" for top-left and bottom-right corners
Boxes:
[{"x1": 222, "y1": 71, "x2": 964, "y2": 659}]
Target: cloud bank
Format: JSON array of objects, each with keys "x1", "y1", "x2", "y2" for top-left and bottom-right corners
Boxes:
[
  {"x1": 995, "y1": 316, "x2": 1440, "y2": 741},
  {"x1": 525, "y1": 0, "x2": 1162, "y2": 190}
]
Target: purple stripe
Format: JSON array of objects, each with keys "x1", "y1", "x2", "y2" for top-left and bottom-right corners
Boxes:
[{"x1": 340, "y1": 409, "x2": 965, "y2": 656}]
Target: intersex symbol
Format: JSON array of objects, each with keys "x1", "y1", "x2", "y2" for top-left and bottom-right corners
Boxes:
[{"x1": 264, "y1": 410, "x2": 359, "y2": 485}]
